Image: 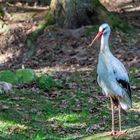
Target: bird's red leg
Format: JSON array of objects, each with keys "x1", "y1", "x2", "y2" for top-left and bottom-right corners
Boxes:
[
  {"x1": 118, "y1": 97, "x2": 122, "y2": 131},
  {"x1": 107, "y1": 96, "x2": 115, "y2": 136},
  {"x1": 111, "y1": 96, "x2": 115, "y2": 134},
  {"x1": 116, "y1": 96, "x2": 126, "y2": 137}
]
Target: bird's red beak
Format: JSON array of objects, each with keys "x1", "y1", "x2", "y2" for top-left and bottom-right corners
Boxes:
[{"x1": 88, "y1": 31, "x2": 103, "y2": 47}]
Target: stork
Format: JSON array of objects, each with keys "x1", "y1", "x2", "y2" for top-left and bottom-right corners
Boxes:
[{"x1": 88, "y1": 23, "x2": 132, "y2": 136}]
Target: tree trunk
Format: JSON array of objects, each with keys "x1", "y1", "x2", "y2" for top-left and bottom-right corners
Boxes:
[
  {"x1": 50, "y1": 0, "x2": 94, "y2": 28},
  {"x1": 50, "y1": 0, "x2": 128, "y2": 30}
]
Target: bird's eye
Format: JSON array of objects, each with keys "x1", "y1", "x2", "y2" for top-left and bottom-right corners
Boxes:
[{"x1": 103, "y1": 28, "x2": 106, "y2": 32}]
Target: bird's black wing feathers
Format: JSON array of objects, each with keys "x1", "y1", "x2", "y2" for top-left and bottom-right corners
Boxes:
[
  {"x1": 117, "y1": 79, "x2": 132, "y2": 100},
  {"x1": 112, "y1": 79, "x2": 131, "y2": 115}
]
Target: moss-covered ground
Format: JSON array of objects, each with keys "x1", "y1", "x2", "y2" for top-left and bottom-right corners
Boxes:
[{"x1": 0, "y1": 68, "x2": 140, "y2": 140}]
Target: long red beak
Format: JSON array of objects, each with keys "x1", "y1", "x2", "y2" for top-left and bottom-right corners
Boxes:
[{"x1": 88, "y1": 31, "x2": 103, "y2": 47}]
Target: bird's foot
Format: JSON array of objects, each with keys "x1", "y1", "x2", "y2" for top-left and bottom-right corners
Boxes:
[
  {"x1": 115, "y1": 130, "x2": 127, "y2": 138},
  {"x1": 107, "y1": 130, "x2": 127, "y2": 137},
  {"x1": 107, "y1": 131, "x2": 116, "y2": 136}
]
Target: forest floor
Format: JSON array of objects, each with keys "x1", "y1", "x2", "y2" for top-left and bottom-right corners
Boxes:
[{"x1": 0, "y1": 2, "x2": 140, "y2": 140}]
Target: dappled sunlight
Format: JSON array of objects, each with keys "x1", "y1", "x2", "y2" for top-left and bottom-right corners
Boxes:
[
  {"x1": 47, "y1": 112, "x2": 88, "y2": 139},
  {"x1": 48, "y1": 112, "x2": 87, "y2": 124},
  {"x1": 11, "y1": 12, "x2": 40, "y2": 22},
  {"x1": 123, "y1": 6, "x2": 140, "y2": 12},
  {"x1": 63, "y1": 122, "x2": 87, "y2": 128},
  {"x1": 130, "y1": 108, "x2": 140, "y2": 113},
  {"x1": 132, "y1": 102, "x2": 140, "y2": 110},
  {"x1": 0, "y1": 120, "x2": 28, "y2": 136},
  {"x1": 0, "y1": 52, "x2": 14, "y2": 64},
  {"x1": 35, "y1": 65, "x2": 94, "y2": 75},
  {"x1": 81, "y1": 125, "x2": 140, "y2": 140}
]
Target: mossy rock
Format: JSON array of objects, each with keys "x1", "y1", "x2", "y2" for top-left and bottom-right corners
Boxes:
[
  {"x1": 16, "y1": 69, "x2": 35, "y2": 84},
  {"x1": 0, "y1": 70, "x2": 18, "y2": 85},
  {"x1": 37, "y1": 75, "x2": 61, "y2": 91}
]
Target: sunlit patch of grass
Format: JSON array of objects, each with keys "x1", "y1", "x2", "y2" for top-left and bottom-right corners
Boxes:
[
  {"x1": 63, "y1": 122, "x2": 87, "y2": 128},
  {"x1": 133, "y1": 102, "x2": 140, "y2": 109},
  {"x1": 30, "y1": 133, "x2": 47, "y2": 140},
  {"x1": 0, "y1": 120, "x2": 28, "y2": 137},
  {"x1": 82, "y1": 132, "x2": 114, "y2": 140},
  {"x1": 0, "y1": 66, "x2": 140, "y2": 139},
  {"x1": 48, "y1": 112, "x2": 87, "y2": 124}
]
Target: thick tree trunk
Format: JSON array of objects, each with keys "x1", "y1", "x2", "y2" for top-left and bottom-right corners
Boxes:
[
  {"x1": 50, "y1": 0, "x2": 94, "y2": 28},
  {"x1": 50, "y1": 0, "x2": 128, "y2": 30}
]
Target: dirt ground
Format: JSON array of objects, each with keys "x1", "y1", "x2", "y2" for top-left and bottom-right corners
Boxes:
[{"x1": 0, "y1": 1, "x2": 140, "y2": 71}]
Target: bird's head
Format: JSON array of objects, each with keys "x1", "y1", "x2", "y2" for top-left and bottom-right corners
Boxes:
[
  {"x1": 99, "y1": 23, "x2": 111, "y2": 35},
  {"x1": 88, "y1": 23, "x2": 111, "y2": 47}
]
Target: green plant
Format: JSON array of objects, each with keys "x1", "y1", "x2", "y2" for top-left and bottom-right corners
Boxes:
[
  {"x1": 16, "y1": 69, "x2": 35, "y2": 84},
  {"x1": 37, "y1": 75, "x2": 61, "y2": 91},
  {"x1": 0, "y1": 70, "x2": 18, "y2": 84}
]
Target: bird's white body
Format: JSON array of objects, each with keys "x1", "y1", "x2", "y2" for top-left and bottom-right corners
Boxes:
[
  {"x1": 96, "y1": 23, "x2": 132, "y2": 110},
  {"x1": 90, "y1": 23, "x2": 132, "y2": 134}
]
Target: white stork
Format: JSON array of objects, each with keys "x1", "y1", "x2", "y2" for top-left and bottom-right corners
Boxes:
[{"x1": 88, "y1": 23, "x2": 132, "y2": 136}]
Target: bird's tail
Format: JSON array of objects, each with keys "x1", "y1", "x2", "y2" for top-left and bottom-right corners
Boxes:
[
  {"x1": 119, "y1": 94, "x2": 132, "y2": 111},
  {"x1": 112, "y1": 95, "x2": 132, "y2": 115}
]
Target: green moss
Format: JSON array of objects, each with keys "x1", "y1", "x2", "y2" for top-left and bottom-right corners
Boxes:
[
  {"x1": 37, "y1": 75, "x2": 61, "y2": 91},
  {"x1": 0, "y1": 70, "x2": 18, "y2": 85},
  {"x1": 54, "y1": 113, "x2": 80, "y2": 123},
  {"x1": 45, "y1": 11, "x2": 55, "y2": 27},
  {"x1": 0, "y1": 5, "x2": 4, "y2": 20},
  {"x1": 16, "y1": 69, "x2": 35, "y2": 84},
  {"x1": 25, "y1": 10, "x2": 55, "y2": 59},
  {"x1": 91, "y1": 0, "x2": 130, "y2": 32},
  {"x1": 26, "y1": 26, "x2": 42, "y2": 58},
  {"x1": 107, "y1": 14, "x2": 129, "y2": 32},
  {"x1": 91, "y1": 0, "x2": 102, "y2": 9},
  {"x1": 0, "y1": 69, "x2": 36, "y2": 85},
  {"x1": 0, "y1": 67, "x2": 140, "y2": 139}
]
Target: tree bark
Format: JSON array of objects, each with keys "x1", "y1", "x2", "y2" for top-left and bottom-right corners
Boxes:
[
  {"x1": 50, "y1": 0, "x2": 128, "y2": 30},
  {"x1": 50, "y1": 0, "x2": 94, "y2": 28}
]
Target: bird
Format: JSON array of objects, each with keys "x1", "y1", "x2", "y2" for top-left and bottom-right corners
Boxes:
[{"x1": 88, "y1": 23, "x2": 132, "y2": 136}]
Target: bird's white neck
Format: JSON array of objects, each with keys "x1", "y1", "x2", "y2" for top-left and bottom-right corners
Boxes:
[{"x1": 100, "y1": 34, "x2": 110, "y2": 53}]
